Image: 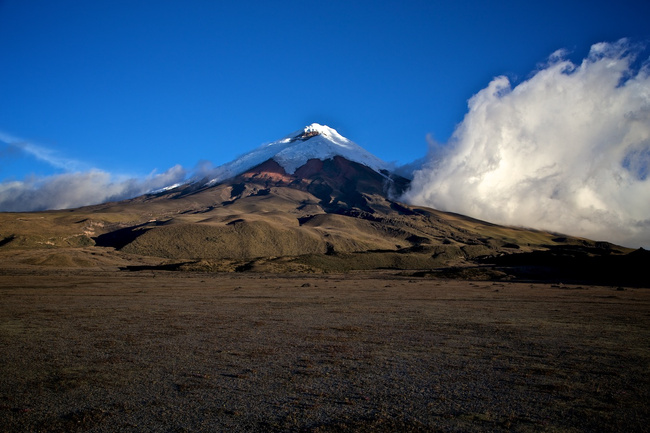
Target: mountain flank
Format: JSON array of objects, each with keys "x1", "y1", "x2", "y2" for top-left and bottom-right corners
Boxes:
[{"x1": 0, "y1": 124, "x2": 645, "y2": 285}]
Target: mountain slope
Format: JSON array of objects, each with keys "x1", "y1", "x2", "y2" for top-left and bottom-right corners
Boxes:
[{"x1": 0, "y1": 124, "x2": 644, "y2": 283}]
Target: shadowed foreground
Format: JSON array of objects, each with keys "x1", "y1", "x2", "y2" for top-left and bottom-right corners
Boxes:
[{"x1": 0, "y1": 270, "x2": 648, "y2": 432}]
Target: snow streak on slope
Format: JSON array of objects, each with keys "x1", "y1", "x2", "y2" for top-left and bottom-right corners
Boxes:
[{"x1": 205, "y1": 123, "x2": 389, "y2": 185}]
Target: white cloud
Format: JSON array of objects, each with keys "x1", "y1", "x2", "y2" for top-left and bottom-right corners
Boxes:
[
  {"x1": 0, "y1": 165, "x2": 187, "y2": 212},
  {"x1": 0, "y1": 132, "x2": 188, "y2": 211},
  {"x1": 403, "y1": 39, "x2": 650, "y2": 248}
]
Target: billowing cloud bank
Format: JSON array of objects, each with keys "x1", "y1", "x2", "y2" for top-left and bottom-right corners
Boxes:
[
  {"x1": 0, "y1": 166, "x2": 186, "y2": 212},
  {"x1": 403, "y1": 40, "x2": 650, "y2": 248}
]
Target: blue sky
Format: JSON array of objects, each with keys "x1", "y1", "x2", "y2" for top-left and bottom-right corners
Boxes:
[
  {"x1": 1, "y1": 0, "x2": 650, "y2": 247},
  {"x1": 1, "y1": 0, "x2": 647, "y2": 179}
]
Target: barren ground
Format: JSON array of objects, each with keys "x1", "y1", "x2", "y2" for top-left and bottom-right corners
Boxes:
[{"x1": 0, "y1": 269, "x2": 648, "y2": 432}]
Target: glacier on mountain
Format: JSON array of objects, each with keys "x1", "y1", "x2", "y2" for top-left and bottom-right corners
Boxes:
[{"x1": 204, "y1": 123, "x2": 390, "y2": 186}]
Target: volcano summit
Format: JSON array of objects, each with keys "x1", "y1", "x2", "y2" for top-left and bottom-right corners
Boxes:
[{"x1": 202, "y1": 123, "x2": 391, "y2": 185}]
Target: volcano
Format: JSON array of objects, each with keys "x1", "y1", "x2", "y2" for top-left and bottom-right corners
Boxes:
[
  {"x1": 0, "y1": 124, "x2": 644, "y2": 283},
  {"x1": 164, "y1": 123, "x2": 411, "y2": 213}
]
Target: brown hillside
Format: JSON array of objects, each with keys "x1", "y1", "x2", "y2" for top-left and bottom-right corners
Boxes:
[{"x1": 1, "y1": 157, "x2": 643, "y2": 284}]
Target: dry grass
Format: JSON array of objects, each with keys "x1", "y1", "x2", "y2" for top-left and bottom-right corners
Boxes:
[
  {"x1": 3, "y1": 179, "x2": 627, "y2": 267},
  {"x1": 1, "y1": 269, "x2": 648, "y2": 432}
]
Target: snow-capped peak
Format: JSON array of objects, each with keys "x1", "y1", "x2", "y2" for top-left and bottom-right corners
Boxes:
[
  {"x1": 272, "y1": 123, "x2": 353, "y2": 149},
  {"x1": 285, "y1": 123, "x2": 346, "y2": 143},
  {"x1": 205, "y1": 124, "x2": 389, "y2": 186},
  {"x1": 304, "y1": 123, "x2": 335, "y2": 135}
]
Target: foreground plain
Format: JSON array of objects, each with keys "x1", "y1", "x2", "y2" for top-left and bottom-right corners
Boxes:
[{"x1": 0, "y1": 269, "x2": 648, "y2": 432}]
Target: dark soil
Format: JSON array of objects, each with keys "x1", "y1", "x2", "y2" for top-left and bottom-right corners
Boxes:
[{"x1": 1, "y1": 269, "x2": 648, "y2": 432}]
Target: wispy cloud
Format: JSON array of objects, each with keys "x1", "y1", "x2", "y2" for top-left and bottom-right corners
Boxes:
[
  {"x1": 0, "y1": 131, "x2": 87, "y2": 172},
  {"x1": 403, "y1": 39, "x2": 650, "y2": 248},
  {"x1": 0, "y1": 133, "x2": 187, "y2": 211}
]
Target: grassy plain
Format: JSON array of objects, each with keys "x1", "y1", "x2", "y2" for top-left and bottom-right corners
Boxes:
[{"x1": 1, "y1": 269, "x2": 648, "y2": 432}]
